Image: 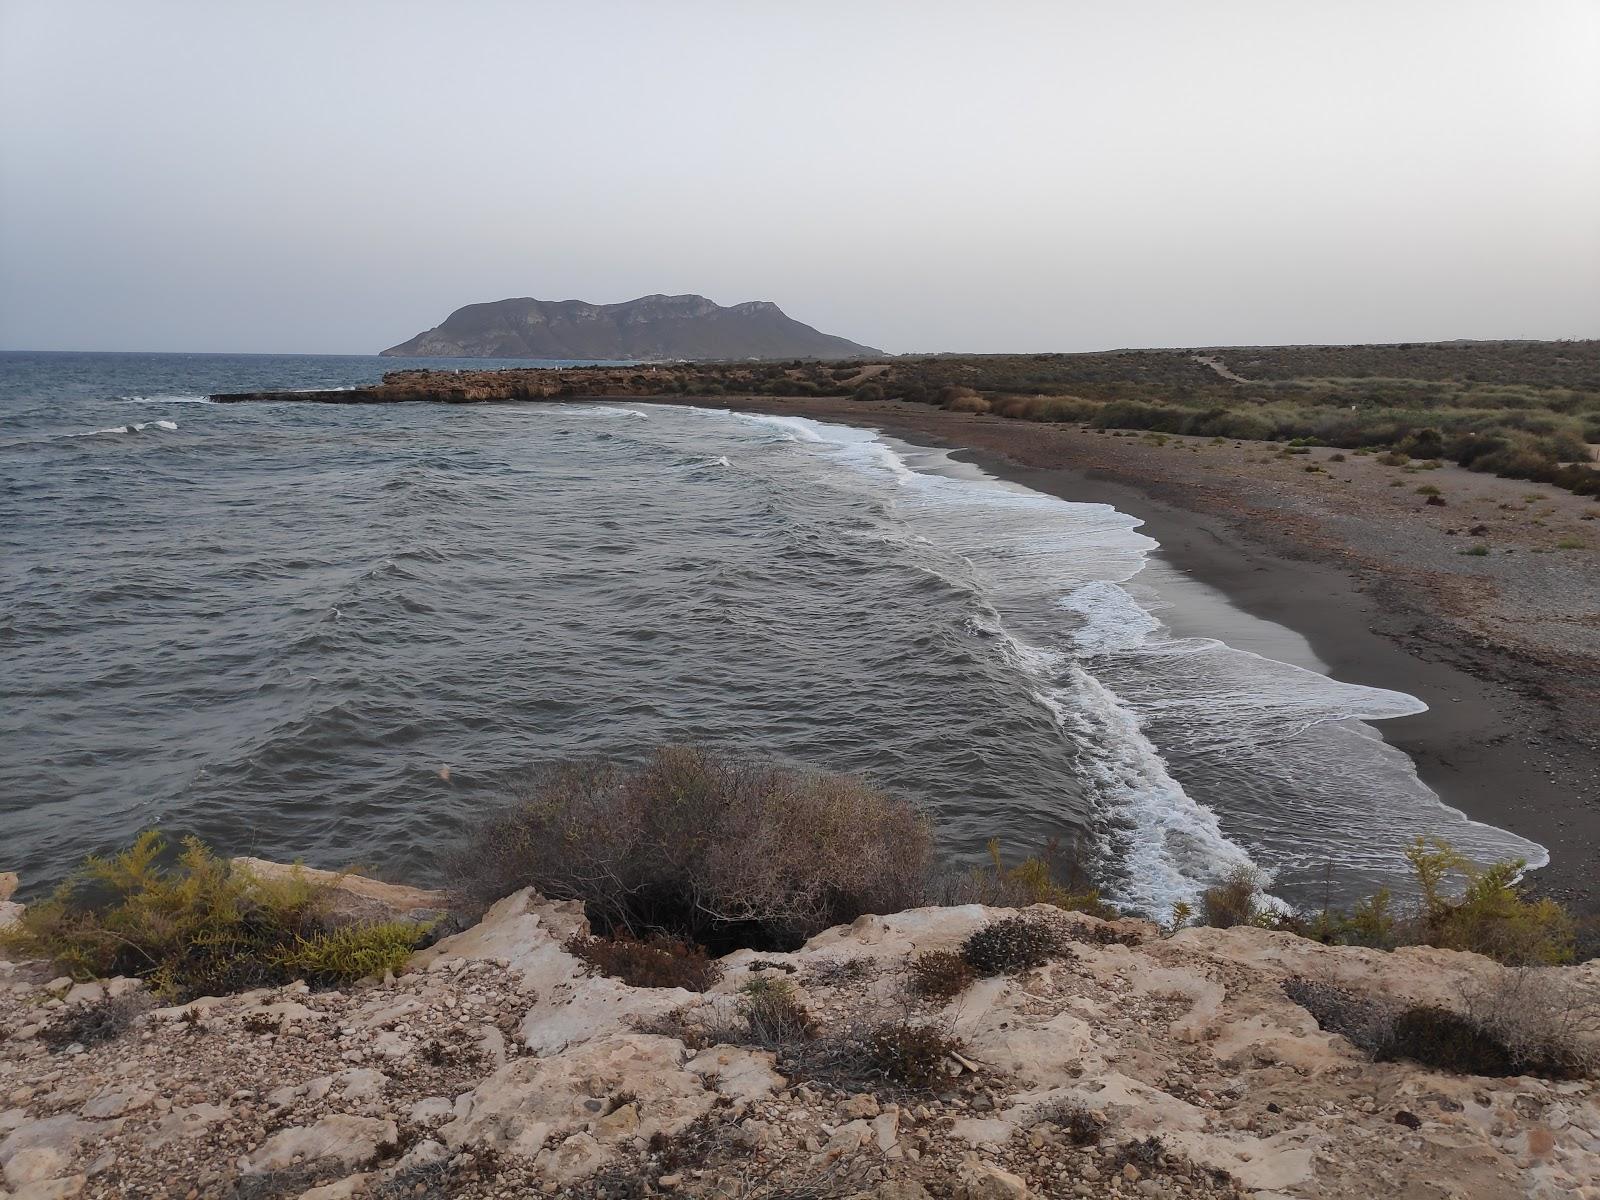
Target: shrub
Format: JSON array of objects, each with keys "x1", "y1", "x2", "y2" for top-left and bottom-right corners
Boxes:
[
  {"x1": 0, "y1": 833, "x2": 427, "y2": 1001},
  {"x1": 950, "y1": 839, "x2": 1116, "y2": 918},
  {"x1": 452, "y1": 747, "x2": 934, "y2": 953},
  {"x1": 938, "y1": 385, "x2": 989, "y2": 413},
  {"x1": 39, "y1": 992, "x2": 150, "y2": 1052},
  {"x1": 565, "y1": 932, "x2": 723, "y2": 992},
  {"x1": 1028, "y1": 1100, "x2": 1107, "y2": 1146},
  {"x1": 737, "y1": 976, "x2": 815, "y2": 1045},
  {"x1": 1284, "y1": 972, "x2": 1596, "y2": 1079},
  {"x1": 1403, "y1": 839, "x2": 1575, "y2": 965},
  {"x1": 853, "y1": 1019, "x2": 963, "y2": 1088},
  {"x1": 959, "y1": 915, "x2": 1074, "y2": 976},
  {"x1": 276, "y1": 921, "x2": 428, "y2": 988},
  {"x1": 1200, "y1": 865, "x2": 1268, "y2": 929},
  {"x1": 907, "y1": 950, "x2": 976, "y2": 1001}
]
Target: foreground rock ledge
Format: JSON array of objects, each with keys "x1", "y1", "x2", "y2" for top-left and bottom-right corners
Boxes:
[{"x1": 1, "y1": 866, "x2": 1596, "y2": 1199}]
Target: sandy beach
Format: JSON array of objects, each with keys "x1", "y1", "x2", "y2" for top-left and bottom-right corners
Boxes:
[{"x1": 637, "y1": 395, "x2": 1600, "y2": 916}]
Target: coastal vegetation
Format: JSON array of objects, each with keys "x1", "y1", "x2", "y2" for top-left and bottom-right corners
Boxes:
[
  {"x1": 0, "y1": 832, "x2": 427, "y2": 1000},
  {"x1": 1192, "y1": 837, "x2": 1583, "y2": 966},
  {"x1": 450, "y1": 745, "x2": 934, "y2": 953},
  {"x1": 229, "y1": 340, "x2": 1600, "y2": 496}
]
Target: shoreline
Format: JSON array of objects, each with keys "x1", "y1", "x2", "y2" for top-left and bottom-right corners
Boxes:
[{"x1": 628, "y1": 394, "x2": 1598, "y2": 915}]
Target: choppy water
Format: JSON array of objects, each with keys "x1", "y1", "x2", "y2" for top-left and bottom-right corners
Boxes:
[{"x1": 0, "y1": 352, "x2": 1548, "y2": 914}]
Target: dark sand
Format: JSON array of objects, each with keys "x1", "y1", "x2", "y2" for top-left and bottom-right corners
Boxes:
[{"x1": 649, "y1": 395, "x2": 1600, "y2": 915}]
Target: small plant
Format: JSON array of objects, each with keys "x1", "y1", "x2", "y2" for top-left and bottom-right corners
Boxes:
[
  {"x1": 1200, "y1": 865, "x2": 1267, "y2": 929},
  {"x1": 959, "y1": 915, "x2": 1073, "y2": 976},
  {"x1": 1117, "y1": 1135, "x2": 1168, "y2": 1171},
  {"x1": 854, "y1": 1019, "x2": 963, "y2": 1088},
  {"x1": 1556, "y1": 537, "x2": 1584, "y2": 549},
  {"x1": 1166, "y1": 900, "x2": 1193, "y2": 936},
  {"x1": 1460, "y1": 544, "x2": 1490, "y2": 556},
  {"x1": 277, "y1": 921, "x2": 429, "y2": 987},
  {"x1": 1328, "y1": 452, "x2": 1347, "y2": 462},
  {"x1": 1030, "y1": 1100, "x2": 1107, "y2": 1146},
  {"x1": 1377, "y1": 451, "x2": 1410, "y2": 466},
  {"x1": 39, "y1": 991, "x2": 150, "y2": 1052},
  {"x1": 907, "y1": 950, "x2": 976, "y2": 1001},
  {"x1": 738, "y1": 976, "x2": 814, "y2": 1044},
  {"x1": 1403, "y1": 838, "x2": 1574, "y2": 965},
  {"x1": 565, "y1": 932, "x2": 723, "y2": 992},
  {"x1": 1415, "y1": 484, "x2": 1441, "y2": 496},
  {"x1": 952, "y1": 838, "x2": 1116, "y2": 918}
]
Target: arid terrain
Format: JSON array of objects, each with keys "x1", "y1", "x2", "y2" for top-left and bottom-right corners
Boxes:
[{"x1": 3, "y1": 866, "x2": 1596, "y2": 1199}]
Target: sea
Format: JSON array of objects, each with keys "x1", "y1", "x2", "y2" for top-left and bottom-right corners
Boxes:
[{"x1": 0, "y1": 351, "x2": 1549, "y2": 915}]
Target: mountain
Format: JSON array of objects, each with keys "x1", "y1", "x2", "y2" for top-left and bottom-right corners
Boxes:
[{"x1": 380, "y1": 294, "x2": 881, "y2": 360}]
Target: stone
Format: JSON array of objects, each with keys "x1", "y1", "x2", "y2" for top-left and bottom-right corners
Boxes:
[
  {"x1": 840, "y1": 1094, "x2": 881, "y2": 1120},
  {"x1": 230, "y1": 858, "x2": 446, "y2": 925},
  {"x1": 0, "y1": 873, "x2": 17, "y2": 902},
  {"x1": 241, "y1": 1115, "x2": 397, "y2": 1174},
  {"x1": 408, "y1": 1097, "x2": 454, "y2": 1125},
  {"x1": 12, "y1": 1176, "x2": 86, "y2": 1200},
  {"x1": 1, "y1": 1117, "x2": 101, "y2": 1187},
  {"x1": 954, "y1": 1158, "x2": 1032, "y2": 1200}
]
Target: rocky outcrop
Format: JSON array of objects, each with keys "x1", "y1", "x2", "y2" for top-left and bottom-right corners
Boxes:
[
  {"x1": 1, "y1": 884, "x2": 1596, "y2": 1199},
  {"x1": 380, "y1": 294, "x2": 881, "y2": 361}
]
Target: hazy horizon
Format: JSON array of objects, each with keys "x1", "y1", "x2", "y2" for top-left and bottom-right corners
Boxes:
[{"x1": 3, "y1": 0, "x2": 1597, "y2": 356}]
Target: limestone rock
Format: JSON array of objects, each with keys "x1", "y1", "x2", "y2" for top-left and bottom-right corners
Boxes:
[
  {"x1": 230, "y1": 858, "x2": 446, "y2": 925},
  {"x1": 953, "y1": 1157, "x2": 1032, "y2": 1200},
  {"x1": 242, "y1": 1114, "x2": 397, "y2": 1174}
]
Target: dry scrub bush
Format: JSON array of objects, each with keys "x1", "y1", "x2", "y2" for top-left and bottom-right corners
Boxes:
[
  {"x1": 1026, "y1": 1101, "x2": 1108, "y2": 1147},
  {"x1": 39, "y1": 992, "x2": 151, "y2": 1052},
  {"x1": 907, "y1": 950, "x2": 976, "y2": 1001},
  {"x1": 454, "y1": 747, "x2": 934, "y2": 952},
  {"x1": 1283, "y1": 971, "x2": 1597, "y2": 1080},
  {"x1": 565, "y1": 932, "x2": 723, "y2": 992},
  {"x1": 960, "y1": 914, "x2": 1075, "y2": 976},
  {"x1": 1200, "y1": 865, "x2": 1269, "y2": 929},
  {"x1": 1, "y1": 832, "x2": 426, "y2": 1001}
]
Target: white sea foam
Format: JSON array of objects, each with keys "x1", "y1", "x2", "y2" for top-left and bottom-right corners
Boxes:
[
  {"x1": 118, "y1": 394, "x2": 212, "y2": 404},
  {"x1": 65, "y1": 419, "x2": 180, "y2": 438}
]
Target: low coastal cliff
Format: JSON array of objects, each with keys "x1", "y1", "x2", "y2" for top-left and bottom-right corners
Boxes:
[{"x1": 2, "y1": 863, "x2": 1596, "y2": 1199}]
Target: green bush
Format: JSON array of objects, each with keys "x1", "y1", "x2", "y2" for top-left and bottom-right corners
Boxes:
[
  {"x1": 737, "y1": 976, "x2": 814, "y2": 1044},
  {"x1": 1263, "y1": 838, "x2": 1578, "y2": 967},
  {"x1": 1, "y1": 833, "x2": 427, "y2": 1000},
  {"x1": 950, "y1": 839, "x2": 1116, "y2": 918}
]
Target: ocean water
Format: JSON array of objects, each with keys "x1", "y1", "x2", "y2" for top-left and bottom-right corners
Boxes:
[{"x1": 0, "y1": 351, "x2": 1548, "y2": 914}]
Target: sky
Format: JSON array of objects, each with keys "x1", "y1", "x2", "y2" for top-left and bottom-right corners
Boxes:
[{"x1": 1, "y1": 0, "x2": 1597, "y2": 355}]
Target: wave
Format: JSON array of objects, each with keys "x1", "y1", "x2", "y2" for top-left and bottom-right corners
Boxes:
[
  {"x1": 65, "y1": 419, "x2": 179, "y2": 438},
  {"x1": 117, "y1": 394, "x2": 212, "y2": 404},
  {"x1": 682, "y1": 405, "x2": 1548, "y2": 914}
]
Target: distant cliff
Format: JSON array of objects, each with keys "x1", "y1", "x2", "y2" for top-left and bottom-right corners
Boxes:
[{"x1": 381, "y1": 294, "x2": 881, "y2": 361}]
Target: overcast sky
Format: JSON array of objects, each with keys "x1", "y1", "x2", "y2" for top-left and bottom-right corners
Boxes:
[{"x1": 2, "y1": 0, "x2": 1597, "y2": 355}]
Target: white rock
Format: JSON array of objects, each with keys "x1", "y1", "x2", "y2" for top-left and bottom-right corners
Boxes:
[
  {"x1": 953, "y1": 1157, "x2": 1032, "y2": 1200},
  {"x1": 242, "y1": 1114, "x2": 397, "y2": 1174}
]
